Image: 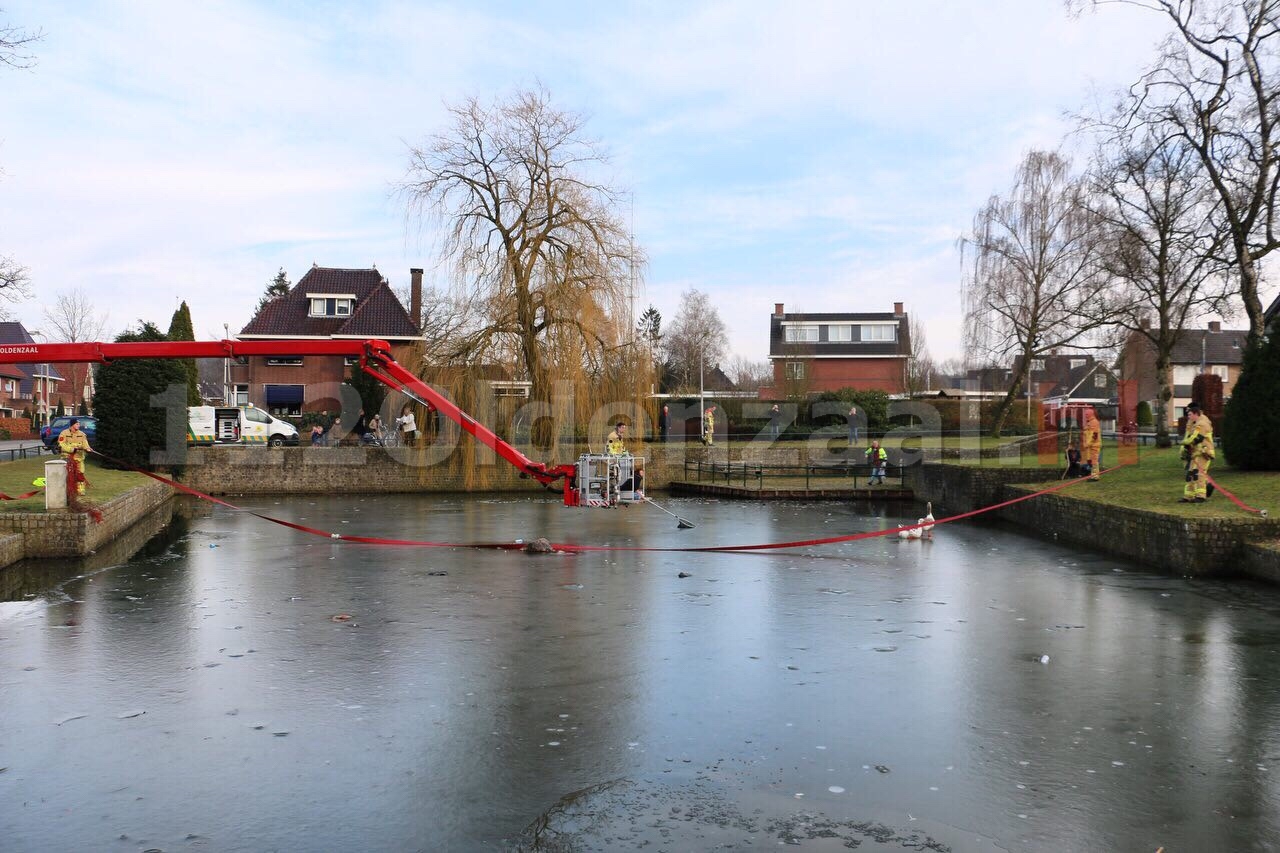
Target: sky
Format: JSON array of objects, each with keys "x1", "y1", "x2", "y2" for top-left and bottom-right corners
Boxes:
[{"x1": 0, "y1": 0, "x2": 1234, "y2": 365}]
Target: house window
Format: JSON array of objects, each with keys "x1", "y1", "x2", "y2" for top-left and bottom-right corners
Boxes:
[
  {"x1": 265, "y1": 357, "x2": 303, "y2": 366},
  {"x1": 1030, "y1": 358, "x2": 1046, "y2": 371},
  {"x1": 861, "y1": 324, "x2": 896, "y2": 342},
  {"x1": 264, "y1": 384, "x2": 304, "y2": 417},
  {"x1": 235, "y1": 384, "x2": 249, "y2": 406},
  {"x1": 785, "y1": 361, "x2": 806, "y2": 380},
  {"x1": 826, "y1": 325, "x2": 852, "y2": 342},
  {"x1": 309, "y1": 297, "x2": 355, "y2": 317},
  {"x1": 1070, "y1": 358, "x2": 1086, "y2": 370},
  {"x1": 1209, "y1": 365, "x2": 1229, "y2": 382},
  {"x1": 1173, "y1": 366, "x2": 1197, "y2": 385},
  {"x1": 785, "y1": 325, "x2": 819, "y2": 343},
  {"x1": 1094, "y1": 373, "x2": 1107, "y2": 388},
  {"x1": 344, "y1": 356, "x2": 359, "y2": 367}
]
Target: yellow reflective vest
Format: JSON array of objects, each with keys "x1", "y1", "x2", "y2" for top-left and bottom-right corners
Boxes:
[
  {"x1": 1181, "y1": 413, "x2": 1215, "y2": 460},
  {"x1": 606, "y1": 430, "x2": 627, "y2": 456}
]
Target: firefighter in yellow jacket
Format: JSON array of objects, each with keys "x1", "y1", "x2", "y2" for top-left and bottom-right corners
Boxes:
[
  {"x1": 606, "y1": 421, "x2": 629, "y2": 455},
  {"x1": 57, "y1": 418, "x2": 92, "y2": 496},
  {"x1": 1080, "y1": 407, "x2": 1102, "y2": 481},
  {"x1": 1179, "y1": 401, "x2": 1215, "y2": 503}
]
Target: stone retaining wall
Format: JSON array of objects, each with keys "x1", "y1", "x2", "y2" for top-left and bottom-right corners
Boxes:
[
  {"x1": 176, "y1": 440, "x2": 921, "y2": 496},
  {"x1": 906, "y1": 463, "x2": 1280, "y2": 579},
  {"x1": 1242, "y1": 541, "x2": 1280, "y2": 585},
  {"x1": 0, "y1": 480, "x2": 174, "y2": 559}
]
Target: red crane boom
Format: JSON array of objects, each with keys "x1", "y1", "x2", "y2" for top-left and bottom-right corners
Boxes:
[{"x1": 0, "y1": 338, "x2": 580, "y2": 500}]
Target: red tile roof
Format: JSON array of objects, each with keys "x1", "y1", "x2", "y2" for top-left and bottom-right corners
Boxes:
[{"x1": 239, "y1": 267, "x2": 420, "y2": 340}]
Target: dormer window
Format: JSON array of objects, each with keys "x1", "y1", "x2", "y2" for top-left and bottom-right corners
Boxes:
[
  {"x1": 784, "y1": 324, "x2": 819, "y2": 343},
  {"x1": 308, "y1": 294, "x2": 355, "y2": 317}
]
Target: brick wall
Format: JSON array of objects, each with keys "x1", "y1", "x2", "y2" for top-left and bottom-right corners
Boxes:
[
  {"x1": 766, "y1": 357, "x2": 907, "y2": 396},
  {"x1": 0, "y1": 480, "x2": 174, "y2": 558},
  {"x1": 905, "y1": 463, "x2": 1280, "y2": 578},
  {"x1": 1242, "y1": 541, "x2": 1280, "y2": 585}
]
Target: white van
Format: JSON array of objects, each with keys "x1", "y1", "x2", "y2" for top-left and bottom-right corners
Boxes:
[{"x1": 188, "y1": 405, "x2": 299, "y2": 447}]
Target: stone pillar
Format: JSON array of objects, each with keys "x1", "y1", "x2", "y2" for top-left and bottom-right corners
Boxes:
[{"x1": 44, "y1": 459, "x2": 68, "y2": 510}]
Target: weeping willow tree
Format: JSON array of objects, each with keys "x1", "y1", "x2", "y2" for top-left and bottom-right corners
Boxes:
[
  {"x1": 399, "y1": 85, "x2": 646, "y2": 451},
  {"x1": 961, "y1": 150, "x2": 1110, "y2": 437}
]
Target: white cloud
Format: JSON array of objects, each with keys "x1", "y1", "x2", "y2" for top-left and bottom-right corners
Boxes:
[{"x1": 0, "y1": 0, "x2": 1178, "y2": 367}]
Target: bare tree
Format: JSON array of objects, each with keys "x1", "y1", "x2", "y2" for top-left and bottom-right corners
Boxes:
[
  {"x1": 1089, "y1": 132, "x2": 1229, "y2": 445},
  {"x1": 904, "y1": 315, "x2": 937, "y2": 396},
  {"x1": 724, "y1": 354, "x2": 772, "y2": 390},
  {"x1": 663, "y1": 288, "x2": 729, "y2": 392},
  {"x1": 42, "y1": 288, "x2": 109, "y2": 412},
  {"x1": 42, "y1": 288, "x2": 109, "y2": 342},
  {"x1": 399, "y1": 85, "x2": 637, "y2": 405},
  {"x1": 962, "y1": 150, "x2": 1109, "y2": 437},
  {"x1": 1, "y1": 11, "x2": 42, "y2": 69},
  {"x1": 1077, "y1": 0, "x2": 1280, "y2": 342},
  {"x1": 0, "y1": 10, "x2": 41, "y2": 308}
]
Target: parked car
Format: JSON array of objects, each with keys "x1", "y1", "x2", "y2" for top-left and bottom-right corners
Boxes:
[{"x1": 41, "y1": 415, "x2": 99, "y2": 452}]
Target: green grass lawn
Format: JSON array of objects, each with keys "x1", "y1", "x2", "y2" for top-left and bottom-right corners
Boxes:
[
  {"x1": 0, "y1": 456, "x2": 152, "y2": 513},
  {"x1": 1016, "y1": 446, "x2": 1280, "y2": 520}
]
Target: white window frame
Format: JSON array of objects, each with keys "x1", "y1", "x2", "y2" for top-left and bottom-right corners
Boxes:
[
  {"x1": 785, "y1": 361, "x2": 806, "y2": 380},
  {"x1": 861, "y1": 324, "x2": 896, "y2": 342},
  {"x1": 234, "y1": 384, "x2": 249, "y2": 406},
  {"x1": 1030, "y1": 358, "x2": 1046, "y2": 371},
  {"x1": 1069, "y1": 358, "x2": 1086, "y2": 370},
  {"x1": 826, "y1": 324, "x2": 852, "y2": 342},
  {"x1": 1094, "y1": 373, "x2": 1107, "y2": 388},
  {"x1": 307, "y1": 293, "x2": 357, "y2": 318},
  {"x1": 785, "y1": 324, "x2": 819, "y2": 343},
  {"x1": 1209, "y1": 365, "x2": 1229, "y2": 382}
]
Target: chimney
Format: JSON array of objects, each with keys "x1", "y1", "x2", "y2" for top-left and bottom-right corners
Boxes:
[
  {"x1": 1139, "y1": 316, "x2": 1152, "y2": 330},
  {"x1": 774, "y1": 303, "x2": 785, "y2": 317},
  {"x1": 894, "y1": 301, "x2": 904, "y2": 315},
  {"x1": 409, "y1": 268, "x2": 423, "y2": 329},
  {"x1": 1208, "y1": 320, "x2": 1221, "y2": 332}
]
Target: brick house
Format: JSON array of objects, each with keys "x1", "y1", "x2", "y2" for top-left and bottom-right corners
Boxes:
[
  {"x1": 0, "y1": 322, "x2": 65, "y2": 424},
  {"x1": 233, "y1": 265, "x2": 422, "y2": 416},
  {"x1": 1118, "y1": 321, "x2": 1248, "y2": 427},
  {"x1": 0, "y1": 364, "x2": 26, "y2": 418},
  {"x1": 759, "y1": 302, "x2": 911, "y2": 397}
]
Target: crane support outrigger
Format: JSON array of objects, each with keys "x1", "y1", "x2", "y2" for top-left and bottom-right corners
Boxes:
[{"x1": 0, "y1": 338, "x2": 643, "y2": 509}]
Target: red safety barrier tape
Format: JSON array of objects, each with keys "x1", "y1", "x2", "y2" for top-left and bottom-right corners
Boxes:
[
  {"x1": 1203, "y1": 474, "x2": 1269, "y2": 517},
  {"x1": 0, "y1": 490, "x2": 41, "y2": 501},
  {"x1": 91, "y1": 450, "x2": 1138, "y2": 552}
]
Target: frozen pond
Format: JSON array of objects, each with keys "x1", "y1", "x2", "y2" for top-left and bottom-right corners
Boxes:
[{"x1": 2, "y1": 494, "x2": 1279, "y2": 851}]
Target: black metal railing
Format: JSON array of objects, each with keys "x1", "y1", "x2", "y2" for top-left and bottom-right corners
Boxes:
[
  {"x1": 0, "y1": 443, "x2": 51, "y2": 463},
  {"x1": 682, "y1": 459, "x2": 907, "y2": 490}
]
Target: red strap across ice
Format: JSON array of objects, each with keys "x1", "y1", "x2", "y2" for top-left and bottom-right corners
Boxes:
[
  {"x1": 0, "y1": 490, "x2": 41, "y2": 500},
  {"x1": 90, "y1": 450, "x2": 1150, "y2": 552}
]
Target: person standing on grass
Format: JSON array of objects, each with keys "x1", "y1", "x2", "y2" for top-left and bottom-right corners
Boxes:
[
  {"x1": 57, "y1": 418, "x2": 92, "y2": 496},
  {"x1": 848, "y1": 405, "x2": 859, "y2": 445},
  {"x1": 1179, "y1": 401, "x2": 1215, "y2": 503},
  {"x1": 658, "y1": 405, "x2": 669, "y2": 442},
  {"x1": 1080, "y1": 407, "x2": 1102, "y2": 481}
]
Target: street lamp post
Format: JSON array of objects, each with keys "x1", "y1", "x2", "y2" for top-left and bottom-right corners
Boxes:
[
  {"x1": 29, "y1": 330, "x2": 49, "y2": 427},
  {"x1": 223, "y1": 323, "x2": 231, "y2": 404},
  {"x1": 699, "y1": 350, "x2": 705, "y2": 442}
]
